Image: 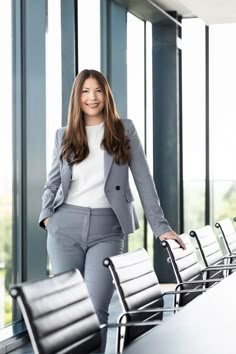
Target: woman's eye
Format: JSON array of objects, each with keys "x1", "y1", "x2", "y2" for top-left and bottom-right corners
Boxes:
[{"x1": 82, "y1": 90, "x2": 88, "y2": 93}]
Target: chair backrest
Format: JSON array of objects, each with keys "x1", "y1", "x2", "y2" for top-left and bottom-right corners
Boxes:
[
  {"x1": 103, "y1": 248, "x2": 164, "y2": 346},
  {"x1": 215, "y1": 218, "x2": 236, "y2": 256},
  {"x1": 10, "y1": 269, "x2": 101, "y2": 354},
  {"x1": 161, "y1": 233, "x2": 203, "y2": 284},
  {"x1": 161, "y1": 233, "x2": 205, "y2": 306},
  {"x1": 104, "y1": 248, "x2": 164, "y2": 313},
  {"x1": 189, "y1": 225, "x2": 224, "y2": 268}
]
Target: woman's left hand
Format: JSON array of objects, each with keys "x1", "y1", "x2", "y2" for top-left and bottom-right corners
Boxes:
[{"x1": 159, "y1": 231, "x2": 186, "y2": 249}]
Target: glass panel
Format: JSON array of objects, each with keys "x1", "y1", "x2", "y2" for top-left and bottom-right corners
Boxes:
[
  {"x1": 0, "y1": 2, "x2": 13, "y2": 327},
  {"x1": 46, "y1": 0, "x2": 62, "y2": 274},
  {"x1": 146, "y1": 21, "x2": 154, "y2": 261},
  {"x1": 77, "y1": 0, "x2": 101, "y2": 71},
  {"x1": 182, "y1": 18, "x2": 206, "y2": 231},
  {"x1": 46, "y1": 0, "x2": 62, "y2": 173},
  {"x1": 127, "y1": 13, "x2": 145, "y2": 251},
  {"x1": 209, "y1": 24, "x2": 236, "y2": 223}
]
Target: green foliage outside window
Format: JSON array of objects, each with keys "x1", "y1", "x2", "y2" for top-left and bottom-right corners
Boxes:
[{"x1": 0, "y1": 195, "x2": 12, "y2": 326}]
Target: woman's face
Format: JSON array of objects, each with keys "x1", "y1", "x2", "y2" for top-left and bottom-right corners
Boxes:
[{"x1": 80, "y1": 77, "x2": 105, "y2": 123}]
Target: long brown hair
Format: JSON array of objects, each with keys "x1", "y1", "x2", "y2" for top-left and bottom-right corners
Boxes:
[{"x1": 60, "y1": 69, "x2": 130, "y2": 164}]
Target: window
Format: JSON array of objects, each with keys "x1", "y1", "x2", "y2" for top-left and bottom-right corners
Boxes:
[
  {"x1": 182, "y1": 18, "x2": 206, "y2": 231},
  {"x1": 0, "y1": 1, "x2": 13, "y2": 328},
  {"x1": 127, "y1": 13, "x2": 145, "y2": 250},
  {"x1": 45, "y1": 0, "x2": 62, "y2": 275},
  {"x1": 46, "y1": 0, "x2": 62, "y2": 173},
  {"x1": 77, "y1": 0, "x2": 101, "y2": 72},
  {"x1": 209, "y1": 24, "x2": 236, "y2": 223},
  {"x1": 146, "y1": 21, "x2": 154, "y2": 259}
]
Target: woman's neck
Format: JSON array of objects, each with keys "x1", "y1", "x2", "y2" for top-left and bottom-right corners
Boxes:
[{"x1": 85, "y1": 115, "x2": 104, "y2": 126}]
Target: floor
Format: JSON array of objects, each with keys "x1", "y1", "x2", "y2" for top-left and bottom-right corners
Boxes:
[{"x1": 8, "y1": 284, "x2": 176, "y2": 353}]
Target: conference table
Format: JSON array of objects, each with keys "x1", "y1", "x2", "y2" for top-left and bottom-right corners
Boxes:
[{"x1": 123, "y1": 271, "x2": 236, "y2": 354}]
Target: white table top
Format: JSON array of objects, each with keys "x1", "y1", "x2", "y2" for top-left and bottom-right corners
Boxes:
[{"x1": 123, "y1": 271, "x2": 236, "y2": 354}]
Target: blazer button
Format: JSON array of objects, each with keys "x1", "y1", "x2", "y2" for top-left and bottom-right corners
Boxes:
[{"x1": 116, "y1": 186, "x2": 120, "y2": 190}]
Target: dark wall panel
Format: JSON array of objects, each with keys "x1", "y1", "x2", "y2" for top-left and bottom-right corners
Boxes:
[{"x1": 152, "y1": 18, "x2": 181, "y2": 282}]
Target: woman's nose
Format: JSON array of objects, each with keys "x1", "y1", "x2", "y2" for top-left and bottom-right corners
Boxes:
[{"x1": 88, "y1": 92, "x2": 96, "y2": 100}]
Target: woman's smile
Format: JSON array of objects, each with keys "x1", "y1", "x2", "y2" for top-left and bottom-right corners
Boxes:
[{"x1": 87, "y1": 103, "x2": 99, "y2": 107}]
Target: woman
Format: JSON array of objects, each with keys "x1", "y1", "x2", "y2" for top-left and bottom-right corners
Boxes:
[{"x1": 39, "y1": 69, "x2": 185, "y2": 349}]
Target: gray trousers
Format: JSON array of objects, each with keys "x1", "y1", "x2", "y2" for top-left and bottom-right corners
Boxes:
[{"x1": 46, "y1": 204, "x2": 125, "y2": 327}]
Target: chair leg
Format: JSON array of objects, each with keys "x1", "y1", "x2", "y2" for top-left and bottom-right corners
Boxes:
[
  {"x1": 116, "y1": 316, "x2": 127, "y2": 353},
  {"x1": 174, "y1": 292, "x2": 180, "y2": 308}
]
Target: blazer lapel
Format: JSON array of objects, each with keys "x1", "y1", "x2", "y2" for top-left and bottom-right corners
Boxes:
[
  {"x1": 61, "y1": 159, "x2": 72, "y2": 194},
  {"x1": 104, "y1": 151, "x2": 113, "y2": 184}
]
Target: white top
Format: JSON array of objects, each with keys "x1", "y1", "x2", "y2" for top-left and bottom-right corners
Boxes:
[{"x1": 64, "y1": 121, "x2": 111, "y2": 208}]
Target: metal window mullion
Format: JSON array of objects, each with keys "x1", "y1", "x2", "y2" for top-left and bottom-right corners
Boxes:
[
  {"x1": 144, "y1": 21, "x2": 147, "y2": 250},
  {"x1": 12, "y1": 0, "x2": 24, "y2": 321},
  {"x1": 205, "y1": 25, "x2": 210, "y2": 225}
]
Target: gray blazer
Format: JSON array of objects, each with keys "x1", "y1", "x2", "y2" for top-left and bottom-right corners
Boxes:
[{"x1": 39, "y1": 119, "x2": 171, "y2": 238}]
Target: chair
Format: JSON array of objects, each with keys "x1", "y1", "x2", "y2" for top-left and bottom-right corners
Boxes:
[
  {"x1": 103, "y1": 248, "x2": 204, "y2": 352},
  {"x1": 215, "y1": 217, "x2": 236, "y2": 257},
  {"x1": 189, "y1": 225, "x2": 236, "y2": 278},
  {"x1": 10, "y1": 269, "x2": 103, "y2": 354},
  {"x1": 9, "y1": 268, "x2": 162, "y2": 354},
  {"x1": 161, "y1": 233, "x2": 222, "y2": 306}
]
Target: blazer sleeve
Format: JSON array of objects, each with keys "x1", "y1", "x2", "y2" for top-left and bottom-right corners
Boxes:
[
  {"x1": 38, "y1": 129, "x2": 62, "y2": 229},
  {"x1": 127, "y1": 120, "x2": 172, "y2": 238}
]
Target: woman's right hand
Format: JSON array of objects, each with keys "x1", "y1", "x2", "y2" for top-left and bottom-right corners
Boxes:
[{"x1": 44, "y1": 218, "x2": 49, "y2": 227}]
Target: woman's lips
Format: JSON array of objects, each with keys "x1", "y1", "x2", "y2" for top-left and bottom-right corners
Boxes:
[{"x1": 87, "y1": 103, "x2": 99, "y2": 107}]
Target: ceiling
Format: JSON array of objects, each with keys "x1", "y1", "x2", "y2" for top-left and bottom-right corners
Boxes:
[
  {"x1": 152, "y1": 0, "x2": 236, "y2": 25},
  {"x1": 115, "y1": 0, "x2": 236, "y2": 25}
]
